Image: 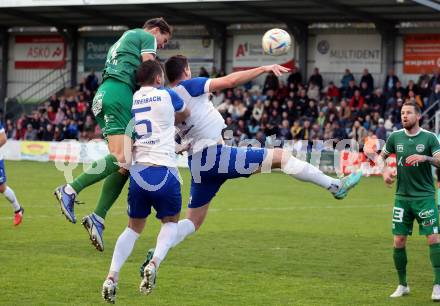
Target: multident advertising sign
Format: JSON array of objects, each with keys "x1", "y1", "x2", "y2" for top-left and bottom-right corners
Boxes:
[{"x1": 314, "y1": 34, "x2": 382, "y2": 73}]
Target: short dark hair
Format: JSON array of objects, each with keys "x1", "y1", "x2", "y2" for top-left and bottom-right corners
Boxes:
[
  {"x1": 143, "y1": 17, "x2": 172, "y2": 35},
  {"x1": 165, "y1": 55, "x2": 188, "y2": 83},
  {"x1": 403, "y1": 101, "x2": 421, "y2": 114},
  {"x1": 136, "y1": 60, "x2": 163, "y2": 86}
]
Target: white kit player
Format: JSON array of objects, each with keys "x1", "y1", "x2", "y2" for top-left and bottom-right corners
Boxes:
[
  {"x1": 101, "y1": 60, "x2": 190, "y2": 303},
  {"x1": 139, "y1": 55, "x2": 362, "y2": 283},
  {"x1": 0, "y1": 122, "x2": 23, "y2": 226}
]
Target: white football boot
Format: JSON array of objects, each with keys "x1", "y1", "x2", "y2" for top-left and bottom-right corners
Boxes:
[
  {"x1": 432, "y1": 284, "x2": 440, "y2": 302},
  {"x1": 140, "y1": 262, "x2": 157, "y2": 295},
  {"x1": 102, "y1": 278, "x2": 117, "y2": 304},
  {"x1": 390, "y1": 284, "x2": 410, "y2": 298}
]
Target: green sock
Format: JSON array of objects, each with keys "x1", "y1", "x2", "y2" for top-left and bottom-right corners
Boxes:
[
  {"x1": 93, "y1": 171, "x2": 128, "y2": 219},
  {"x1": 430, "y1": 243, "x2": 440, "y2": 285},
  {"x1": 70, "y1": 154, "x2": 120, "y2": 194},
  {"x1": 393, "y1": 247, "x2": 407, "y2": 286}
]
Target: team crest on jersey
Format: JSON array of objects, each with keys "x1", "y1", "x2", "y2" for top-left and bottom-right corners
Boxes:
[
  {"x1": 416, "y1": 144, "x2": 425, "y2": 153},
  {"x1": 92, "y1": 91, "x2": 104, "y2": 116},
  {"x1": 397, "y1": 144, "x2": 404, "y2": 152}
]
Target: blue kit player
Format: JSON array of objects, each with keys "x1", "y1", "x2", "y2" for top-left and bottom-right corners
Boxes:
[
  {"x1": 101, "y1": 60, "x2": 190, "y2": 303},
  {"x1": 0, "y1": 122, "x2": 23, "y2": 226},
  {"x1": 140, "y1": 55, "x2": 362, "y2": 275}
]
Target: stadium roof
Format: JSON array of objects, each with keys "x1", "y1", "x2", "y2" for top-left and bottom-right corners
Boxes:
[{"x1": 0, "y1": 0, "x2": 439, "y2": 29}]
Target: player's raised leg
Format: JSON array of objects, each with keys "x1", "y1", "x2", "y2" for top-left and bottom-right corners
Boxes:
[{"x1": 140, "y1": 214, "x2": 179, "y2": 295}]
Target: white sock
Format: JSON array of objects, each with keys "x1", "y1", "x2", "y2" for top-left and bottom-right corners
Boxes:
[
  {"x1": 3, "y1": 186, "x2": 21, "y2": 212},
  {"x1": 109, "y1": 227, "x2": 139, "y2": 276},
  {"x1": 92, "y1": 213, "x2": 105, "y2": 225},
  {"x1": 281, "y1": 156, "x2": 341, "y2": 193},
  {"x1": 64, "y1": 184, "x2": 77, "y2": 195},
  {"x1": 171, "y1": 219, "x2": 196, "y2": 248},
  {"x1": 153, "y1": 222, "x2": 178, "y2": 268}
]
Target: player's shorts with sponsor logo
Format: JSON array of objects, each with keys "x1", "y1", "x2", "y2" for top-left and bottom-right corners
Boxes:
[
  {"x1": 392, "y1": 197, "x2": 439, "y2": 236},
  {"x1": 187, "y1": 144, "x2": 267, "y2": 208},
  {"x1": 92, "y1": 78, "x2": 134, "y2": 140},
  {"x1": 127, "y1": 164, "x2": 182, "y2": 219},
  {"x1": 0, "y1": 159, "x2": 7, "y2": 184}
]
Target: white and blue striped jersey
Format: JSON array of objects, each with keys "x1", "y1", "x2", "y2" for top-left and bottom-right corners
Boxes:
[
  {"x1": 132, "y1": 86, "x2": 185, "y2": 167},
  {"x1": 173, "y1": 77, "x2": 226, "y2": 150}
]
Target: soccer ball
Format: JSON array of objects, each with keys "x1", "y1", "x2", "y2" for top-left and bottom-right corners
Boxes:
[{"x1": 262, "y1": 28, "x2": 291, "y2": 56}]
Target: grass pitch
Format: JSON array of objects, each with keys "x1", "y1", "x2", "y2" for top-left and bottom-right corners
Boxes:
[{"x1": 0, "y1": 161, "x2": 437, "y2": 305}]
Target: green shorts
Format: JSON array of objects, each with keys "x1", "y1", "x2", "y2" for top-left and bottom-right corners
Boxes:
[
  {"x1": 392, "y1": 197, "x2": 439, "y2": 236},
  {"x1": 92, "y1": 78, "x2": 134, "y2": 140}
]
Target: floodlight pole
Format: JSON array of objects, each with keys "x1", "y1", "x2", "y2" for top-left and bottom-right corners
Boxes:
[
  {"x1": 0, "y1": 28, "x2": 9, "y2": 122},
  {"x1": 286, "y1": 22, "x2": 308, "y2": 81},
  {"x1": 207, "y1": 25, "x2": 227, "y2": 73},
  {"x1": 376, "y1": 23, "x2": 397, "y2": 78}
]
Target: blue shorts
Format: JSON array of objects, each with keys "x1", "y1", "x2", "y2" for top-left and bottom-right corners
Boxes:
[
  {"x1": 188, "y1": 145, "x2": 267, "y2": 208},
  {"x1": 0, "y1": 160, "x2": 6, "y2": 184},
  {"x1": 127, "y1": 165, "x2": 182, "y2": 219}
]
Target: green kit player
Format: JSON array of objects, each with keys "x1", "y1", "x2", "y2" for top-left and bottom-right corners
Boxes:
[
  {"x1": 54, "y1": 18, "x2": 172, "y2": 252},
  {"x1": 380, "y1": 102, "x2": 440, "y2": 301}
]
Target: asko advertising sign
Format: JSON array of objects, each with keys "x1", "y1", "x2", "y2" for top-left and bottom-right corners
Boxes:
[{"x1": 14, "y1": 35, "x2": 66, "y2": 69}]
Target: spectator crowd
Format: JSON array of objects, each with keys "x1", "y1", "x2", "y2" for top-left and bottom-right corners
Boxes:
[{"x1": 4, "y1": 66, "x2": 440, "y2": 153}]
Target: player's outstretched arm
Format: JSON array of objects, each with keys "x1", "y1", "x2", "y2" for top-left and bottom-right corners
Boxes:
[{"x1": 209, "y1": 64, "x2": 290, "y2": 92}]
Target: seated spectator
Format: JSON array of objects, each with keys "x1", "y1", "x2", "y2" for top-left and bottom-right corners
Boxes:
[
  {"x1": 287, "y1": 66, "x2": 302, "y2": 90},
  {"x1": 290, "y1": 120, "x2": 302, "y2": 139},
  {"x1": 344, "y1": 79, "x2": 359, "y2": 99},
  {"x1": 349, "y1": 90, "x2": 365, "y2": 113},
  {"x1": 383, "y1": 67, "x2": 399, "y2": 98},
  {"x1": 375, "y1": 118, "x2": 387, "y2": 141},
  {"x1": 24, "y1": 124, "x2": 37, "y2": 141},
  {"x1": 85, "y1": 70, "x2": 99, "y2": 93},
  {"x1": 42, "y1": 124, "x2": 54, "y2": 141},
  {"x1": 308, "y1": 67, "x2": 323, "y2": 90},
  {"x1": 340, "y1": 68, "x2": 355, "y2": 92},
  {"x1": 198, "y1": 67, "x2": 210, "y2": 78},
  {"x1": 326, "y1": 81, "x2": 340, "y2": 102},
  {"x1": 360, "y1": 68, "x2": 374, "y2": 92},
  {"x1": 263, "y1": 71, "x2": 279, "y2": 94},
  {"x1": 307, "y1": 82, "x2": 320, "y2": 101},
  {"x1": 405, "y1": 90, "x2": 423, "y2": 109},
  {"x1": 349, "y1": 120, "x2": 367, "y2": 149},
  {"x1": 338, "y1": 99, "x2": 351, "y2": 127},
  {"x1": 278, "y1": 119, "x2": 291, "y2": 140}
]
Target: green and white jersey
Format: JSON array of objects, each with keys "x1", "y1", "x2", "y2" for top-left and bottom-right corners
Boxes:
[
  {"x1": 383, "y1": 128, "x2": 440, "y2": 199},
  {"x1": 102, "y1": 28, "x2": 156, "y2": 91}
]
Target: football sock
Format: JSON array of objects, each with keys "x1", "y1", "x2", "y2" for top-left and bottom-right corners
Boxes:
[
  {"x1": 430, "y1": 243, "x2": 440, "y2": 285},
  {"x1": 171, "y1": 219, "x2": 196, "y2": 248},
  {"x1": 94, "y1": 171, "x2": 128, "y2": 219},
  {"x1": 393, "y1": 247, "x2": 407, "y2": 286},
  {"x1": 3, "y1": 186, "x2": 21, "y2": 212},
  {"x1": 64, "y1": 184, "x2": 76, "y2": 195},
  {"x1": 70, "y1": 154, "x2": 120, "y2": 194},
  {"x1": 153, "y1": 222, "x2": 178, "y2": 268},
  {"x1": 109, "y1": 227, "x2": 139, "y2": 276},
  {"x1": 281, "y1": 156, "x2": 340, "y2": 193}
]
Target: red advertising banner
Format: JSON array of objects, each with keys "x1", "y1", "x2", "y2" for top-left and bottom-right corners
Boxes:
[
  {"x1": 14, "y1": 35, "x2": 66, "y2": 69},
  {"x1": 404, "y1": 34, "x2": 440, "y2": 74}
]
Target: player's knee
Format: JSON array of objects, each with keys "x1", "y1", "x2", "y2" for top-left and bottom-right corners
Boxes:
[
  {"x1": 394, "y1": 236, "x2": 407, "y2": 248},
  {"x1": 271, "y1": 148, "x2": 284, "y2": 168},
  {"x1": 0, "y1": 183, "x2": 6, "y2": 193}
]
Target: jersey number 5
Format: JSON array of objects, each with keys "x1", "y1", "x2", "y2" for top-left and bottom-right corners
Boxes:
[{"x1": 133, "y1": 106, "x2": 152, "y2": 140}]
